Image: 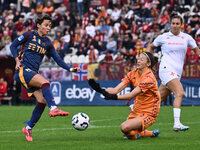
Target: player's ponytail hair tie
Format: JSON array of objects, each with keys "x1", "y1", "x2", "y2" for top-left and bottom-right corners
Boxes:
[{"x1": 143, "y1": 52, "x2": 158, "y2": 69}]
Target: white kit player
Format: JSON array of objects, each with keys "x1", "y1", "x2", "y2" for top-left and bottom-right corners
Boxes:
[{"x1": 147, "y1": 14, "x2": 200, "y2": 131}]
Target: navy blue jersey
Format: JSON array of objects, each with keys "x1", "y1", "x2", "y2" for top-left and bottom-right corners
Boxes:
[{"x1": 10, "y1": 31, "x2": 71, "y2": 72}]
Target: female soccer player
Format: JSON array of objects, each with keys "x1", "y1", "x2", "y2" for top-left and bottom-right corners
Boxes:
[
  {"x1": 89, "y1": 52, "x2": 160, "y2": 140},
  {"x1": 146, "y1": 14, "x2": 200, "y2": 131},
  {"x1": 10, "y1": 14, "x2": 80, "y2": 142}
]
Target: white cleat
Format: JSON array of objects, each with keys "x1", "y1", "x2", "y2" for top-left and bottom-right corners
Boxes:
[{"x1": 173, "y1": 123, "x2": 189, "y2": 132}]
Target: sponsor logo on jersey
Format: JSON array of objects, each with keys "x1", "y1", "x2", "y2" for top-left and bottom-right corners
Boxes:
[
  {"x1": 25, "y1": 68, "x2": 32, "y2": 72},
  {"x1": 32, "y1": 35, "x2": 36, "y2": 42},
  {"x1": 18, "y1": 35, "x2": 24, "y2": 41}
]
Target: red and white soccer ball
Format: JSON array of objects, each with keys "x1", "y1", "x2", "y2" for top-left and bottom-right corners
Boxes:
[{"x1": 72, "y1": 113, "x2": 90, "y2": 131}]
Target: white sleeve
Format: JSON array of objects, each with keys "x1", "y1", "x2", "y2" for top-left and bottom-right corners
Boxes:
[
  {"x1": 188, "y1": 35, "x2": 197, "y2": 49},
  {"x1": 153, "y1": 35, "x2": 163, "y2": 47}
]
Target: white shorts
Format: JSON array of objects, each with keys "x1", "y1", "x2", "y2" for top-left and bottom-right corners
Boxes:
[{"x1": 159, "y1": 70, "x2": 181, "y2": 86}]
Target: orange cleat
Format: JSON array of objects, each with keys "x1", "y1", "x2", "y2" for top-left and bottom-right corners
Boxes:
[
  {"x1": 49, "y1": 108, "x2": 70, "y2": 117},
  {"x1": 22, "y1": 127, "x2": 33, "y2": 142}
]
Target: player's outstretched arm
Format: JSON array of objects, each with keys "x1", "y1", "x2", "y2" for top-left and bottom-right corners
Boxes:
[{"x1": 49, "y1": 43, "x2": 81, "y2": 72}]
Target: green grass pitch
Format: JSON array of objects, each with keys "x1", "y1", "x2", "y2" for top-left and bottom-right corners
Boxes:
[{"x1": 0, "y1": 106, "x2": 200, "y2": 150}]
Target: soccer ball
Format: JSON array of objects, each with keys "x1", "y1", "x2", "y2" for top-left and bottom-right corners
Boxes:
[{"x1": 72, "y1": 113, "x2": 90, "y2": 131}]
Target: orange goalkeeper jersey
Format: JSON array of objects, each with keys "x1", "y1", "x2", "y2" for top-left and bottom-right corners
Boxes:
[{"x1": 122, "y1": 68, "x2": 161, "y2": 117}]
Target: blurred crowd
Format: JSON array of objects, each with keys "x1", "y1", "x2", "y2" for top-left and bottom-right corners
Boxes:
[{"x1": 0, "y1": 0, "x2": 200, "y2": 64}]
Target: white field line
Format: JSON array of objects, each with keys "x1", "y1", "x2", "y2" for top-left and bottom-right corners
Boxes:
[{"x1": 0, "y1": 119, "x2": 199, "y2": 134}]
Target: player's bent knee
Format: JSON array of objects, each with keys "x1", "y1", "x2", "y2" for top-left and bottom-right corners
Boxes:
[
  {"x1": 175, "y1": 90, "x2": 184, "y2": 98},
  {"x1": 120, "y1": 123, "x2": 129, "y2": 133}
]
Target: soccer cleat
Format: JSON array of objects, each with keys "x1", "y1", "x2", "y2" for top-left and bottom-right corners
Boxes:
[
  {"x1": 49, "y1": 108, "x2": 70, "y2": 117},
  {"x1": 152, "y1": 129, "x2": 160, "y2": 137},
  {"x1": 173, "y1": 123, "x2": 189, "y2": 132},
  {"x1": 22, "y1": 127, "x2": 33, "y2": 142},
  {"x1": 123, "y1": 134, "x2": 141, "y2": 140}
]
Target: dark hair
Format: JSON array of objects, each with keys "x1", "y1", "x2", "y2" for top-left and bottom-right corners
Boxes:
[
  {"x1": 170, "y1": 13, "x2": 183, "y2": 24},
  {"x1": 35, "y1": 14, "x2": 52, "y2": 30},
  {"x1": 143, "y1": 52, "x2": 158, "y2": 69}
]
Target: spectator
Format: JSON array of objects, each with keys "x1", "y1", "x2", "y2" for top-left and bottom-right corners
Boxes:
[
  {"x1": 14, "y1": 17, "x2": 24, "y2": 33},
  {"x1": 144, "y1": 37, "x2": 151, "y2": 48},
  {"x1": 131, "y1": 0, "x2": 141, "y2": 14},
  {"x1": 25, "y1": 9, "x2": 37, "y2": 22},
  {"x1": 62, "y1": 30, "x2": 71, "y2": 44},
  {"x1": 52, "y1": 9, "x2": 63, "y2": 28},
  {"x1": 106, "y1": 37, "x2": 117, "y2": 53},
  {"x1": 99, "y1": 20, "x2": 110, "y2": 35},
  {"x1": 0, "y1": 38, "x2": 12, "y2": 56},
  {"x1": 36, "y1": 2, "x2": 43, "y2": 14},
  {"x1": 1, "y1": 30, "x2": 11, "y2": 47},
  {"x1": 0, "y1": 77, "x2": 7, "y2": 104},
  {"x1": 87, "y1": 44, "x2": 99, "y2": 64},
  {"x1": 85, "y1": 22, "x2": 96, "y2": 38},
  {"x1": 119, "y1": 19, "x2": 128, "y2": 33},
  {"x1": 141, "y1": 20, "x2": 151, "y2": 33},
  {"x1": 53, "y1": 0, "x2": 63, "y2": 9},
  {"x1": 59, "y1": 37, "x2": 69, "y2": 58},
  {"x1": 63, "y1": 10, "x2": 76, "y2": 31},
  {"x1": 57, "y1": 3, "x2": 66, "y2": 16},
  {"x1": 129, "y1": 20, "x2": 138, "y2": 35},
  {"x1": 9, "y1": 3, "x2": 16, "y2": 14},
  {"x1": 69, "y1": 0, "x2": 77, "y2": 15},
  {"x1": 135, "y1": 39, "x2": 146, "y2": 56},
  {"x1": 77, "y1": 0, "x2": 84, "y2": 17},
  {"x1": 13, "y1": 11, "x2": 22, "y2": 22},
  {"x1": 7, "y1": 10, "x2": 14, "y2": 21},
  {"x1": 159, "y1": 10, "x2": 170, "y2": 29},
  {"x1": 43, "y1": 1, "x2": 54, "y2": 16},
  {"x1": 122, "y1": 34, "x2": 135, "y2": 52},
  {"x1": 87, "y1": 7, "x2": 98, "y2": 25},
  {"x1": 111, "y1": 6, "x2": 121, "y2": 23},
  {"x1": 7, "y1": 80, "x2": 21, "y2": 105},
  {"x1": 77, "y1": 38, "x2": 88, "y2": 56},
  {"x1": 98, "y1": 51, "x2": 114, "y2": 80},
  {"x1": 186, "y1": 47, "x2": 199, "y2": 64},
  {"x1": 189, "y1": 12, "x2": 200, "y2": 28},
  {"x1": 97, "y1": 6, "x2": 107, "y2": 21},
  {"x1": 24, "y1": 19, "x2": 35, "y2": 31},
  {"x1": 93, "y1": 30, "x2": 104, "y2": 41}
]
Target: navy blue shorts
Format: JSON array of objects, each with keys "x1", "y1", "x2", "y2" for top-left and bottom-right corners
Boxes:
[{"x1": 15, "y1": 66, "x2": 40, "y2": 97}]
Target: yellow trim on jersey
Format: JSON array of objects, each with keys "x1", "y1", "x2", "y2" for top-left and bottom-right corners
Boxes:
[
  {"x1": 19, "y1": 66, "x2": 29, "y2": 89},
  {"x1": 27, "y1": 93, "x2": 33, "y2": 97}
]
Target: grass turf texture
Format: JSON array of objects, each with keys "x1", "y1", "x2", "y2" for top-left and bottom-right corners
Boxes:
[{"x1": 0, "y1": 106, "x2": 200, "y2": 150}]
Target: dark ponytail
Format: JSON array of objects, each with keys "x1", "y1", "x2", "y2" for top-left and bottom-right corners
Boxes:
[{"x1": 170, "y1": 12, "x2": 183, "y2": 24}]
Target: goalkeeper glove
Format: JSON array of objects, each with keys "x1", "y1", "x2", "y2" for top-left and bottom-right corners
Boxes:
[
  {"x1": 88, "y1": 79, "x2": 118, "y2": 100},
  {"x1": 88, "y1": 79, "x2": 104, "y2": 93},
  {"x1": 101, "y1": 90, "x2": 118, "y2": 100}
]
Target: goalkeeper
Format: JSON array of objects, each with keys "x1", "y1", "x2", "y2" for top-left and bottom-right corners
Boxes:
[{"x1": 88, "y1": 52, "x2": 161, "y2": 140}]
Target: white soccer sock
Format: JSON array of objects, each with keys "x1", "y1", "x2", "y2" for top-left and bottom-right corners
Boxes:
[
  {"x1": 25, "y1": 125, "x2": 32, "y2": 130},
  {"x1": 173, "y1": 108, "x2": 181, "y2": 125},
  {"x1": 50, "y1": 106, "x2": 57, "y2": 111}
]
